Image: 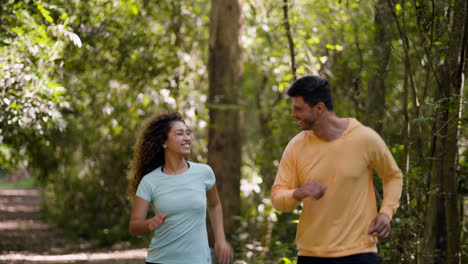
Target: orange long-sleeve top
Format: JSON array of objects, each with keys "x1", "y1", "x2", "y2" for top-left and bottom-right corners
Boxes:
[{"x1": 271, "y1": 118, "x2": 403, "y2": 257}]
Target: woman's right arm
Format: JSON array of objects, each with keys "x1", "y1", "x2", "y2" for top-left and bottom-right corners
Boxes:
[{"x1": 129, "y1": 196, "x2": 167, "y2": 236}]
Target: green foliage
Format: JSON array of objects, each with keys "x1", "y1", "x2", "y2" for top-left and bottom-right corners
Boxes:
[
  {"x1": 1, "y1": 0, "x2": 467, "y2": 262},
  {"x1": 377, "y1": 144, "x2": 427, "y2": 263},
  {"x1": 0, "y1": 0, "x2": 79, "y2": 171},
  {"x1": 32, "y1": 0, "x2": 211, "y2": 245}
]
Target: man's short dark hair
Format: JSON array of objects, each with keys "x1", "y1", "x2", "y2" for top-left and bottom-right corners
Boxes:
[{"x1": 286, "y1": 75, "x2": 334, "y2": 111}]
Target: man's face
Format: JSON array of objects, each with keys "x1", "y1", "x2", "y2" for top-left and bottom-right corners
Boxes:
[{"x1": 291, "y1": 97, "x2": 317, "y2": 130}]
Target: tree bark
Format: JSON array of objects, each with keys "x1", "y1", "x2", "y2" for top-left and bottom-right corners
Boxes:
[
  {"x1": 422, "y1": 0, "x2": 467, "y2": 263},
  {"x1": 442, "y1": 0, "x2": 467, "y2": 262},
  {"x1": 365, "y1": 0, "x2": 392, "y2": 135},
  {"x1": 421, "y1": 92, "x2": 447, "y2": 263},
  {"x1": 208, "y1": 0, "x2": 243, "y2": 240}
]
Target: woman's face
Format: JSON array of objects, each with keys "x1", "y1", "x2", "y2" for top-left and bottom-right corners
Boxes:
[{"x1": 164, "y1": 121, "x2": 192, "y2": 157}]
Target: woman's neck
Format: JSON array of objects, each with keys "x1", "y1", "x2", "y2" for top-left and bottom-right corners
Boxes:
[{"x1": 163, "y1": 156, "x2": 189, "y2": 175}]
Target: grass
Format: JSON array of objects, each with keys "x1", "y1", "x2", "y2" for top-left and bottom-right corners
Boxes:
[{"x1": 0, "y1": 177, "x2": 38, "y2": 189}]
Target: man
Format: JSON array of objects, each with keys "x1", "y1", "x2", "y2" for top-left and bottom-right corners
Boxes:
[{"x1": 271, "y1": 75, "x2": 403, "y2": 264}]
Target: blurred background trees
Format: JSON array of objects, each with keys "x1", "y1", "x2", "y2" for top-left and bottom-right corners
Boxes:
[{"x1": 1, "y1": 0, "x2": 467, "y2": 263}]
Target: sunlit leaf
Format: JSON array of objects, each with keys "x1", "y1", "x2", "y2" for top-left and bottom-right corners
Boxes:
[
  {"x1": 297, "y1": 66, "x2": 305, "y2": 74},
  {"x1": 130, "y1": 6, "x2": 139, "y2": 15},
  {"x1": 113, "y1": 125, "x2": 123, "y2": 136},
  {"x1": 37, "y1": 4, "x2": 53, "y2": 23},
  {"x1": 326, "y1": 44, "x2": 335, "y2": 50},
  {"x1": 395, "y1": 4, "x2": 402, "y2": 11}
]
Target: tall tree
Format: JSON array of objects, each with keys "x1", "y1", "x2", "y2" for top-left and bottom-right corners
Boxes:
[
  {"x1": 207, "y1": 0, "x2": 243, "y2": 239},
  {"x1": 365, "y1": 0, "x2": 393, "y2": 135},
  {"x1": 422, "y1": 0, "x2": 467, "y2": 263}
]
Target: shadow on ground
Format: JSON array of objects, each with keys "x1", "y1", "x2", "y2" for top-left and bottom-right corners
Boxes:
[{"x1": 0, "y1": 189, "x2": 146, "y2": 264}]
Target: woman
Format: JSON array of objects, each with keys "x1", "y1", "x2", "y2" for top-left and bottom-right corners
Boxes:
[{"x1": 128, "y1": 112, "x2": 233, "y2": 264}]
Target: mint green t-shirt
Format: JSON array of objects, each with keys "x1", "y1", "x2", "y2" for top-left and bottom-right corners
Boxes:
[{"x1": 136, "y1": 161, "x2": 216, "y2": 264}]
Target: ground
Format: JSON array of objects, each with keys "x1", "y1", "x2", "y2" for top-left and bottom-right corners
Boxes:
[{"x1": 0, "y1": 189, "x2": 146, "y2": 264}]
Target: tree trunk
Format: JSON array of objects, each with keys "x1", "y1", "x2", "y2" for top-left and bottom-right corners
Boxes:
[
  {"x1": 442, "y1": 0, "x2": 467, "y2": 262},
  {"x1": 208, "y1": 0, "x2": 243, "y2": 241},
  {"x1": 421, "y1": 89, "x2": 447, "y2": 263},
  {"x1": 422, "y1": 0, "x2": 467, "y2": 263},
  {"x1": 365, "y1": 0, "x2": 392, "y2": 135}
]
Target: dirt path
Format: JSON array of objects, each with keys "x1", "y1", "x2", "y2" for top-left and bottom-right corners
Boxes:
[{"x1": 0, "y1": 189, "x2": 146, "y2": 264}]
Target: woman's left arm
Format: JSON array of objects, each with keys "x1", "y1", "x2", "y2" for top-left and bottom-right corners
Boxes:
[{"x1": 207, "y1": 184, "x2": 233, "y2": 264}]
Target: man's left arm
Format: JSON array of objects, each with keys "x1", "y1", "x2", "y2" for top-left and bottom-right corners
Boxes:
[{"x1": 368, "y1": 131, "x2": 403, "y2": 239}]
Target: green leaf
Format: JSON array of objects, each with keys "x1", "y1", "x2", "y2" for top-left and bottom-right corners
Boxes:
[
  {"x1": 113, "y1": 125, "x2": 123, "y2": 136},
  {"x1": 60, "y1": 12, "x2": 68, "y2": 21},
  {"x1": 278, "y1": 82, "x2": 289, "y2": 92},
  {"x1": 326, "y1": 44, "x2": 335, "y2": 50},
  {"x1": 297, "y1": 66, "x2": 305, "y2": 74},
  {"x1": 60, "y1": 12, "x2": 70, "y2": 27},
  {"x1": 12, "y1": 27, "x2": 25, "y2": 35},
  {"x1": 130, "y1": 5, "x2": 139, "y2": 15},
  {"x1": 395, "y1": 4, "x2": 402, "y2": 11},
  {"x1": 10, "y1": 102, "x2": 19, "y2": 110},
  {"x1": 37, "y1": 4, "x2": 54, "y2": 23},
  {"x1": 142, "y1": 95, "x2": 151, "y2": 107}
]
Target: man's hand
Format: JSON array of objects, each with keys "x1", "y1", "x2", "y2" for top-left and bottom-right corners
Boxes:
[
  {"x1": 368, "y1": 213, "x2": 391, "y2": 240},
  {"x1": 293, "y1": 179, "x2": 328, "y2": 201},
  {"x1": 214, "y1": 239, "x2": 234, "y2": 264},
  {"x1": 146, "y1": 213, "x2": 168, "y2": 231}
]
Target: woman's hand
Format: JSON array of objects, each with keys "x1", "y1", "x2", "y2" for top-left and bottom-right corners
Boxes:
[
  {"x1": 131, "y1": 197, "x2": 168, "y2": 236},
  {"x1": 214, "y1": 239, "x2": 233, "y2": 264},
  {"x1": 207, "y1": 185, "x2": 233, "y2": 263},
  {"x1": 146, "y1": 213, "x2": 168, "y2": 231}
]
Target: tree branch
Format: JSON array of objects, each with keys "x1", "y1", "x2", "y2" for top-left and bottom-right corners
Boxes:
[{"x1": 282, "y1": 0, "x2": 297, "y2": 80}]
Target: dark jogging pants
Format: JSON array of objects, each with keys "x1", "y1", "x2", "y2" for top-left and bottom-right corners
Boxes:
[{"x1": 297, "y1": 253, "x2": 382, "y2": 264}]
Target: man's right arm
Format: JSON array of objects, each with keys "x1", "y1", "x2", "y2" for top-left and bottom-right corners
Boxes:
[
  {"x1": 272, "y1": 170, "x2": 328, "y2": 212},
  {"x1": 271, "y1": 142, "x2": 300, "y2": 212},
  {"x1": 272, "y1": 140, "x2": 329, "y2": 211},
  {"x1": 293, "y1": 179, "x2": 327, "y2": 201},
  {"x1": 272, "y1": 142, "x2": 306, "y2": 212}
]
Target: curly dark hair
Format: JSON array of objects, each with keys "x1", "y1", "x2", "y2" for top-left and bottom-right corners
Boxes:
[{"x1": 128, "y1": 112, "x2": 184, "y2": 197}]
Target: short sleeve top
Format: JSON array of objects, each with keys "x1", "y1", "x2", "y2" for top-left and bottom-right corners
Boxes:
[{"x1": 136, "y1": 161, "x2": 216, "y2": 264}]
